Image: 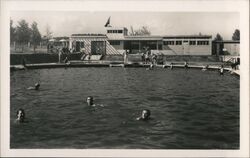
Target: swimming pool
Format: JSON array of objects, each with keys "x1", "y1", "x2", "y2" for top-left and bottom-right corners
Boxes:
[{"x1": 10, "y1": 67, "x2": 239, "y2": 149}]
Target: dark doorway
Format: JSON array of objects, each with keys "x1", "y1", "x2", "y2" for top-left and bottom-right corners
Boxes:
[
  {"x1": 75, "y1": 41, "x2": 81, "y2": 52},
  {"x1": 91, "y1": 41, "x2": 106, "y2": 55}
]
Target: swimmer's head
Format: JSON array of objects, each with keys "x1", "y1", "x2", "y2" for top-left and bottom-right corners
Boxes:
[
  {"x1": 86, "y1": 96, "x2": 94, "y2": 106},
  {"x1": 16, "y1": 108, "x2": 25, "y2": 122},
  {"x1": 35, "y1": 83, "x2": 40, "y2": 90},
  {"x1": 141, "y1": 109, "x2": 151, "y2": 120}
]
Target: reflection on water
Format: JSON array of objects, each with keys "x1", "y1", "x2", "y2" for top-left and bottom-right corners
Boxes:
[{"x1": 10, "y1": 68, "x2": 239, "y2": 149}]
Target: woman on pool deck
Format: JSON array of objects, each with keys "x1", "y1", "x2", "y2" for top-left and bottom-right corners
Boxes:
[
  {"x1": 220, "y1": 66, "x2": 224, "y2": 75},
  {"x1": 16, "y1": 108, "x2": 25, "y2": 123},
  {"x1": 27, "y1": 83, "x2": 40, "y2": 90},
  {"x1": 136, "y1": 109, "x2": 151, "y2": 121}
]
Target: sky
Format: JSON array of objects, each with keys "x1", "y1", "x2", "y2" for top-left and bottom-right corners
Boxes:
[{"x1": 11, "y1": 11, "x2": 239, "y2": 40}]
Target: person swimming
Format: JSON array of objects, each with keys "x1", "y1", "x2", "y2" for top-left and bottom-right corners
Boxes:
[
  {"x1": 86, "y1": 96, "x2": 104, "y2": 107},
  {"x1": 86, "y1": 96, "x2": 94, "y2": 106},
  {"x1": 16, "y1": 108, "x2": 25, "y2": 123},
  {"x1": 27, "y1": 83, "x2": 40, "y2": 90},
  {"x1": 136, "y1": 109, "x2": 151, "y2": 121}
]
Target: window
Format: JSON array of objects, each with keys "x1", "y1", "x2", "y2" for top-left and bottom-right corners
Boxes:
[
  {"x1": 189, "y1": 41, "x2": 196, "y2": 45},
  {"x1": 163, "y1": 41, "x2": 175, "y2": 45},
  {"x1": 183, "y1": 40, "x2": 188, "y2": 44},
  {"x1": 91, "y1": 41, "x2": 106, "y2": 55},
  {"x1": 80, "y1": 42, "x2": 84, "y2": 48},
  {"x1": 107, "y1": 30, "x2": 112, "y2": 33},
  {"x1": 176, "y1": 41, "x2": 182, "y2": 45},
  {"x1": 197, "y1": 41, "x2": 209, "y2": 45},
  {"x1": 118, "y1": 30, "x2": 123, "y2": 33},
  {"x1": 109, "y1": 41, "x2": 120, "y2": 45}
]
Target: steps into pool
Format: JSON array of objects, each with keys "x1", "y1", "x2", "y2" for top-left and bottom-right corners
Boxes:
[{"x1": 83, "y1": 55, "x2": 102, "y2": 61}]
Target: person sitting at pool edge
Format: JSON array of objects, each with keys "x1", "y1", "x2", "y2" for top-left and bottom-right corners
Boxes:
[
  {"x1": 184, "y1": 61, "x2": 188, "y2": 69},
  {"x1": 16, "y1": 108, "x2": 25, "y2": 123},
  {"x1": 136, "y1": 109, "x2": 151, "y2": 121},
  {"x1": 27, "y1": 83, "x2": 40, "y2": 90},
  {"x1": 202, "y1": 65, "x2": 209, "y2": 71},
  {"x1": 220, "y1": 66, "x2": 224, "y2": 75},
  {"x1": 170, "y1": 62, "x2": 173, "y2": 69}
]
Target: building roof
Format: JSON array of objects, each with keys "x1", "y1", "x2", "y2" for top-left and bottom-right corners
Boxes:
[
  {"x1": 71, "y1": 34, "x2": 107, "y2": 37},
  {"x1": 106, "y1": 27, "x2": 128, "y2": 30},
  {"x1": 163, "y1": 35, "x2": 212, "y2": 39},
  {"x1": 124, "y1": 35, "x2": 163, "y2": 41},
  {"x1": 213, "y1": 40, "x2": 240, "y2": 44}
]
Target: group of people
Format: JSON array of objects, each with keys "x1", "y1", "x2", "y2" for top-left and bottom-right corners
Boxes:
[
  {"x1": 16, "y1": 86, "x2": 151, "y2": 123},
  {"x1": 47, "y1": 44, "x2": 72, "y2": 54},
  {"x1": 86, "y1": 96, "x2": 150, "y2": 121},
  {"x1": 141, "y1": 50, "x2": 158, "y2": 65}
]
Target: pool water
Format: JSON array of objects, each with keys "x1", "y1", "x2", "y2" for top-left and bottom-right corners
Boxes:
[{"x1": 10, "y1": 67, "x2": 239, "y2": 149}]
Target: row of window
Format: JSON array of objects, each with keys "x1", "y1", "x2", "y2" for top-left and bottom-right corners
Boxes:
[
  {"x1": 163, "y1": 40, "x2": 210, "y2": 45},
  {"x1": 107, "y1": 30, "x2": 123, "y2": 34},
  {"x1": 109, "y1": 41, "x2": 120, "y2": 45}
]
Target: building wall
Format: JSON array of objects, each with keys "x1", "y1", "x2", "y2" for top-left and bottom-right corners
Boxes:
[
  {"x1": 70, "y1": 36, "x2": 122, "y2": 55},
  {"x1": 223, "y1": 43, "x2": 240, "y2": 55},
  {"x1": 108, "y1": 40, "x2": 124, "y2": 50},
  {"x1": 163, "y1": 39, "x2": 212, "y2": 55}
]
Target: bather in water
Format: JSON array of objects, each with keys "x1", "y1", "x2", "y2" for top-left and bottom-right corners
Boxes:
[
  {"x1": 86, "y1": 96, "x2": 104, "y2": 107},
  {"x1": 27, "y1": 83, "x2": 40, "y2": 90},
  {"x1": 16, "y1": 108, "x2": 25, "y2": 123},
  {"x1": 136, "y1": 109, "x2": 151, "y2": 121}
]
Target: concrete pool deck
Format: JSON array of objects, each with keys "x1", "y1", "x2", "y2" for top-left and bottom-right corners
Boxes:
[{"x1": 10, "y1": 60, "x2": 240, "y2": 76}]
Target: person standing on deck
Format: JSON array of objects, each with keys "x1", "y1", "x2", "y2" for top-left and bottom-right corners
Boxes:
[
  {"x1": 123, "y1": 50, "x2": 128, "y2": 64},
  {"x1": 219, "y1": 65, "x2": 224, "y2": 75},
  {"x1": 141, "y1": 52, "x2": 145, "y2": 64},
  {"x1": 58, "y1": 50, "x2": 62, "y2": 63}
]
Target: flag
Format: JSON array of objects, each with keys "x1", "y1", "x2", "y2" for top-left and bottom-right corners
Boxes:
[{"x1": 104, "y1": 17, "x2": 111, "y2": 27}]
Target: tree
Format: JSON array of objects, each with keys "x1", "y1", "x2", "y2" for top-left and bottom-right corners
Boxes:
[
  {"x1": 10, "y1": 19, "x2": 16, "y2": 44},
  {"x1": 129, "y1": 26, "x2": 151, "y2": 36},
  {"x1": 15, "y1": 19, "x2": 31, "y2": 52},
  {"x1": 232, "y1": 29, "x2": 240, "y2": 41},
  {"x1": 30, "y1": 22, "x2": 42, "y2": 52},
  {"x1": 45, "y1": 24, "x2": 53, "y2": 42},
  {"x1": 214, "y1": 33, "x2": 223, "y2": 41},
  {"x1": 212, "y1": 33, "x2": 224, "y2": 55}
]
